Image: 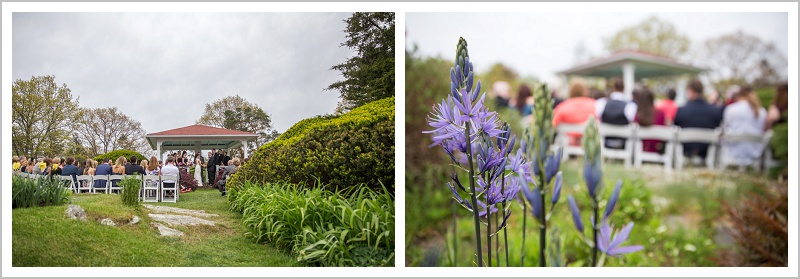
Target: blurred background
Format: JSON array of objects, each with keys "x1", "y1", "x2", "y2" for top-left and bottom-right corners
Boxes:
[{"x1": 405, "y1": 12, "x2": 789, "y2": 267}]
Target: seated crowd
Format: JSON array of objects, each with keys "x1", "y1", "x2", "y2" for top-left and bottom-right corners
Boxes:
[{"x1": 490, "y1": 77, "x2": 787, "y2": 168}]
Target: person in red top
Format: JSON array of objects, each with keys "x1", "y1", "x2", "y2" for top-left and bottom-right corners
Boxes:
[
  {"x1": 552, "y1": 80, "x2": 596, "y2": 146},
  {"x1": 634, "y1": 87, "x2": 667, "y2": 154},
  {"x1": 655, "y1": 88, "x2": 678, "y2": 125}
]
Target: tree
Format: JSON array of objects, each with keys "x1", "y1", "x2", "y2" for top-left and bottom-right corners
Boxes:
[
  {"x1": 604, "y1": 16, "x2": 690, "y2": 58},
  {"x1": 73, "y1": 107, "x2": 150, "y2": 156},
  {"x1": 326, "y1": 12, "x2": 395, "y2": 111},
  {"x1": 703, "y1": 30, "x2": 787, "y2": 89},
  {"x1": 12, "y1": 75, "x2": 80, "y2": 158},
  {"x1": 196, "y1": 95, "x2": 278, "y2": 156}
]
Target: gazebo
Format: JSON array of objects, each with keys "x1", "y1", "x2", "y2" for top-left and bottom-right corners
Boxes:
[
  {"x1": 146, "y1": 124, "x2": 259, "y2": 160},
  {"x1": 557, "y1": 50, "x2": 706, "y2": 102}
]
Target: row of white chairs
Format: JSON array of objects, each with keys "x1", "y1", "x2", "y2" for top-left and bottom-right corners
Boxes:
[
  {"x1": 554, "y1": 122, "x2": 775, "y2": 172},
  {"x1": 14, "y1": 173, "x2": 180, "y2": 203}
]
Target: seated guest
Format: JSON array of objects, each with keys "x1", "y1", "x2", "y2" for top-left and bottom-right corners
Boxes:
[
  {"x1": 674, "y1": 79, "x2": 723, "y2": 160},
  {"x1": 12, "y1": 156, "x2": 21, "y2": 172},
  {"x1": 595, "y1": 77, "x2": 637, "y2": 149},
  {"x1": 161, "y1": 156, "x2": 180, "y2": 190},
  {"x1": 112, "y1": 156, "x2": 126, "y2": 175},
  {"x1": 721, "y1": 86, "x2": 768, "y2": 167},
  {"x1": 26, "y1": 160, "x2": 36, "y2": 174},
  {"x1": 514, "y1": 84, "x2": 534, "y2": 126},
  {"x1": 61, "y1": 157, "x2": 80, "y2": 186},
  {"x1": 633, "y1": 87, "x2": 667, "y2": 154},
  {"x1": 41, "y1": 158, "x2": 53, "y2": 175},
  {"x1": 19, "y1": 158, "x2": 28, "y2": 173},
  {"x1": 655, "y1": 88, "x2": 678, "y2": 125},
  {"x1": 552, "y1": 79, "x2": 596, "y2": 146},
  {"x1": 147, "y1": 156, "x2": 160, "y2": 175},
  {"x1": 766, "y1": 83, "x2": 788, "y2": 129},
  {"x1": 51, "y1": 157, "x2": 63, "y2": 177},
  {"x1": 217, "y1": 158, "x2": 241, "y2": 196},
  {"x1": 94, "y1": 159, "x2": 113, "y2": 189},
  {"x1": 125, "y1": 155, "x2": 146, "y2": 175}
]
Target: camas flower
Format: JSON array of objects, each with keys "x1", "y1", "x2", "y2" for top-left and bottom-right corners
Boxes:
[
  {"x1": 567, "y1": 195, "x2": 584, "y2": 232},
  {"x1": 597, "y1": 221, "x2": 644, "y2": 257}
]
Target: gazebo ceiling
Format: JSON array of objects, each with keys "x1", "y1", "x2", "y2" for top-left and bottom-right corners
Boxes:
[{"x1": 558, "y1": 50, "x2": 706, "y2": 78}]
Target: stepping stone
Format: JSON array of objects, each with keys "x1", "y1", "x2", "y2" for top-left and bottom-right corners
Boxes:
[
  {"x1": 128, "y1": 215, "x2": 141, "y2": 225},
  {"x1": 142, "y1": 204, "x2": 219, "y2": 218},
  {"x1": 152, "y1": 222, "x2": 184, "y2": 237},
  {"x1": 148, "y1": 213, "x2": 215, "y2": 227},
  {"x1": 65, "y1": 205, "x2": 88, "y2": 221},
  {"x1": 99, "y1": 218, "x2": 116, "y2": 226}
]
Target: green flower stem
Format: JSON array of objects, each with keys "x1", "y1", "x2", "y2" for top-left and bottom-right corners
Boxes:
[
  {"x1": 487, "y1": 192, "x2": 492, "y2": 267},
  {"x1": 521, "y1": 202, "x2": 527, "y2": 266},
  {"x1": 593, "y1": 200, "x2": 599, "y2": 267},
  {"x1": 501, "y1": 176, "x2": 509, "y2": 267},
  {"x1": 539, "y1": 182, "x2": 547, "y2": 267},
  {"x1": 452, "y1": 199, "x2": 458, "y2": 266},
  {"x1": 464, "y1": 124, "x2": 483, "y2": 267}
]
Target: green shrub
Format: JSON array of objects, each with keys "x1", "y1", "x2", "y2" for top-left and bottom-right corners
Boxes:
[
  {"x1": 12, "y1": 175, "x2": 71, "y2": 209},
  {"x1": 93, "y1": 150, "x2": 146, "y2": 163},
  {"x1": 230, "y1": 97, "x2": 394, "y2": 193},
  {"x1": 119, "y1": 176, "x2": 142, "y2": 207},
  {"x1": 229, "y1": 181, "x2": 394, "y2": 266}
]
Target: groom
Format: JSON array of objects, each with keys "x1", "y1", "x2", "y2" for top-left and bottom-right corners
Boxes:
[{"x1": 206, "y1": 149, "x2": 217, "y2": 187}]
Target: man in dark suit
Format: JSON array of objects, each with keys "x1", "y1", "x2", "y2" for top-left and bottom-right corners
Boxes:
[
  {"x1": 124, "y1": 155, "x2": 146, "y2": 175},
  {"x1": 61, "y1": 156, "x2": 80, "y2": 186},
  {"x1": 674, "y1": 79, "x2": 723, "y2": 160},
  {"x1": 596, "y1": 77, "x2": 637, "y2": 149},
  {"x1": 94, "y1": 158, "x2": 112, "y2": 189},
  {"x1": 222, "y1": 151, "x2": 231, "y2": 167},
  {"x1": 207, "y1": 149, "x2": 218, "y2": 187}
]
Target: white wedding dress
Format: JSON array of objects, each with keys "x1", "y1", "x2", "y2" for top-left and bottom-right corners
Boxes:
[{"x1": 194, "y1": 158, "x2": 203, "y2": 185}]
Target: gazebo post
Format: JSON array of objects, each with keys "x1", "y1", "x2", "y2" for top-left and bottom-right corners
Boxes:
[
  {"x1": 156, "y1": 140, "x2": 163, "y2": 163},
  {"x1": 622, "y1": 62, "x2": 635, "y2": 101},
  {"x1": 559, "y1": 74, "x2": 569, "y2": 99},
  {"x1": 241, "y1": 140, "x2": 249, "y2": 159}
]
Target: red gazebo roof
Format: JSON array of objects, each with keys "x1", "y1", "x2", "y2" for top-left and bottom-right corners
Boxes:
[{"x1": 147, "y1": 124, "x2": 256, "y2": 136}]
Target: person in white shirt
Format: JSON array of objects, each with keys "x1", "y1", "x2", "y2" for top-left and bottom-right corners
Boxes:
[
  {"x1": 721, "y1": 86, "x2": 768, "y2": 167},
  {"x1": 161, "y1": 156, "x2": 180, "y2": 189},
  {"x1": 594, "y1": 77, "x2": 638, "y2": 149}
]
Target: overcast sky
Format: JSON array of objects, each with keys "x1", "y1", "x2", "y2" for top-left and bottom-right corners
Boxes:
[
  {"x1": 13, "y1": 12, "x2": 354, "y2": 135},
  {"x1": 406, "y1": 12, "x2": 788, "y2": 84}
]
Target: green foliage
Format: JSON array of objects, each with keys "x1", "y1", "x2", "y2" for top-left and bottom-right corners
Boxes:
[
  {"x1": 196, "y1": 94, "x2": 278, "y2": 156},
  {"x1": 770, "y1": 121, "x2": 788, "y2": 160},
  {"x1": 12, "y1": 175, "x2": 71, "y2": 209},
  {"x1": 119, "y1": 176, "x2": 142, "y2": 207},
  {"x1": 229, "y1": 181, "x2": 394, "y2": 266},
  {"x1": 230, "y1": 97, "x2": 394, "y2": 193},
  {"x1": 604, "y1": 15, "x2": 690, "y2": 58},
  {"x1": 93, "y1": 150, "x2": 146, "y2": 164},
  {"x1": 12, "y1": 75, "x2": 80, "y2": 157},
  {"x1": 327, "y1": 12, "x2": 395, "y2": 111},
  {"x1": 74, "y1": 107, "x2": 150, "y2": 156}
]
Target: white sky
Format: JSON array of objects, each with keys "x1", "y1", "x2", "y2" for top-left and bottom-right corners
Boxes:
[
  {"x1": 13, "y1": 13, "x2": 355, "y2": 135},
  {"x1": 406, "y1": 12, "x2": 788, "y2": 84}
]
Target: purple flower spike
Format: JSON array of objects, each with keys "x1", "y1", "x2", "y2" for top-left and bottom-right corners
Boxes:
[
  {"x1": 567, "y1": 195, "x2": 584, "y2": 232},
  {"x1": 551, "y1": 171, "x2": 562, "y2": 205},
  {"x1": 597, "y1": 221, "x2": 644, "y2": 257},
  {"x1": 522, "y1": 186, "x2": 543, "y2": 222},
  {"x1": 603, "y1": 180, "x2": 623, "y2": 221}
]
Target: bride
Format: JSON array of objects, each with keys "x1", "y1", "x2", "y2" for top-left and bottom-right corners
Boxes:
[{"x1": 194, "y1": 153, "x2": 203, "y2": 186}]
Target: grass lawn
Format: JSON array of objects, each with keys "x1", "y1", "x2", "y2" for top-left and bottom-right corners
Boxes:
[{"x1": 12, "y1": 188, "x2": 301, "y2": 267}]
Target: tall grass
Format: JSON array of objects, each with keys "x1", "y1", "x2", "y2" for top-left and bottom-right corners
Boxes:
[
  {"x1": 12, "y1": 175, "x2": 71, "y2": 209},
  {"x1": 119, "y1": 176, "x2": 142, "y2": 207},
  {"x1": 229, "y1": 181, "x2": 395, "y2": 266}
]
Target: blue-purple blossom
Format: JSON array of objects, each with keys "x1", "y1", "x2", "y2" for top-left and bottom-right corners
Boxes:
[
  {"x1": 583, "y1": 157, "x2": 603, "y2": 198},
  {"x1": 567, "y1": 195, "x2": 584, "y2": 232},
  {"x1": 603, "y1": 180, "x2": 623, "y2": 220},
  {"x1": 544, "y1": 147, "x2": 563, "y2": 184},
  {"x1": 551, "y1": 171, "x2": 563, "y2": 205},
  {"x1": 521, "y1": 185, "x2": 543, "y2": 222},
  {"x1": 597, "y1": 221, "x2": 644, "y2": 257}
]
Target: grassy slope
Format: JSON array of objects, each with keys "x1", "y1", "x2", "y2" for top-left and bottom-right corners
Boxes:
[{"x1": 12, "y1": 189, "x2": 300, "y2": 267}]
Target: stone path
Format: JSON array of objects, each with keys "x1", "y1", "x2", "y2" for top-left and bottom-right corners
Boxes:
[{"x1": 143, "y1": 204, "x2": 218, "y2": 237}]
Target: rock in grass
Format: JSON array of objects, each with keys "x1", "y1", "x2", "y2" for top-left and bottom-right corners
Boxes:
[
  {"x1": 152, "y1": 222, "x2": 184, "y2": 237},
  {"x1": 148, "y1": 213, "x2": 215, "y2": 227},
  {"x1": 65, "y1": 205, "x2": 87, "y2": 221},
  {"x1": 128, "y1": 215, "x2": 140, "y2": 225},
  {"x1": 142, "y1": 204, "x2": 219, "y2": 218},
  {"x1": 99, "y1": 218, "x2": 116, "y2": 226}
]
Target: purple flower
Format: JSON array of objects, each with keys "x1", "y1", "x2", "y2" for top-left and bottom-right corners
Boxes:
[
  {"x1": 545, "y1": 147, "x2": 563, "y2": 184},
  {"x1": 597, "y1": 221, "x2": 644, "y2": 257},
  {"x1": 477, "y1": 175, "x2": 521, "y2": 206},
  {"x1": 521, "y1": 185, "x2": 543, "y2": 222},
  {"x1": 567, "y1": 195, "x2": 584, "y2": 232},
  {"x1": 583, "y1": 157, "x2": 603, "y2": 198},
  {"x1": 551, "y1": 171, "x2": 562, "y2": 205},
  {"x1": 603, "y1": 180, "x2": 623, "y2": 221}
]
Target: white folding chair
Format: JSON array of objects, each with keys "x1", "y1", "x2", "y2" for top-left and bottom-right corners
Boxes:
[
  {"x1": 554, "y1": 122, "x2": 587, "y2": 160},
  {"x1": 75, "y1": 175, "x2": 93, "y2": 193},
  {"x1": 676, "y1": 128, "x2": 721, "y2": 170},
  {"x1": 92, "y1": 175, "x2": 109, "y2": 194},
  {"x1": 108, "y1": 175, "x2": 124, "y2": 194},
  {"x1": 719, "y1": 130, "x2": 773, "y2": 172},
  {"x1": 633, "y1": 125, "x2": 677, "y2": 171},
  {"x1": 141, "y1": 174, "x2": 161, "y2": 202},
  {"x1": 598, "y1": 123, "x2": 635, "y2": 167},
  {"x1": 160, "y1": 175, "x2": 179, "y2": 203},
  {"x1": 59, "y1": 175, "x2": 77, "y2": 193}
]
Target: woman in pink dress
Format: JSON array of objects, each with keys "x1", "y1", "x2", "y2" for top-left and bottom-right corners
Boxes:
[{"x1": 633, "y1": 87, "x2": 666, "y2": 154}]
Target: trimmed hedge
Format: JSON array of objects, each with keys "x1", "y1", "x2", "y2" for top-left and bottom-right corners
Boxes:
[
  {"x1": 230, "y1": 97, "x2": 394, "y2": 193},
  {"x1": 93, "y1": 150, "x2": 146, "y2": 163}
]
